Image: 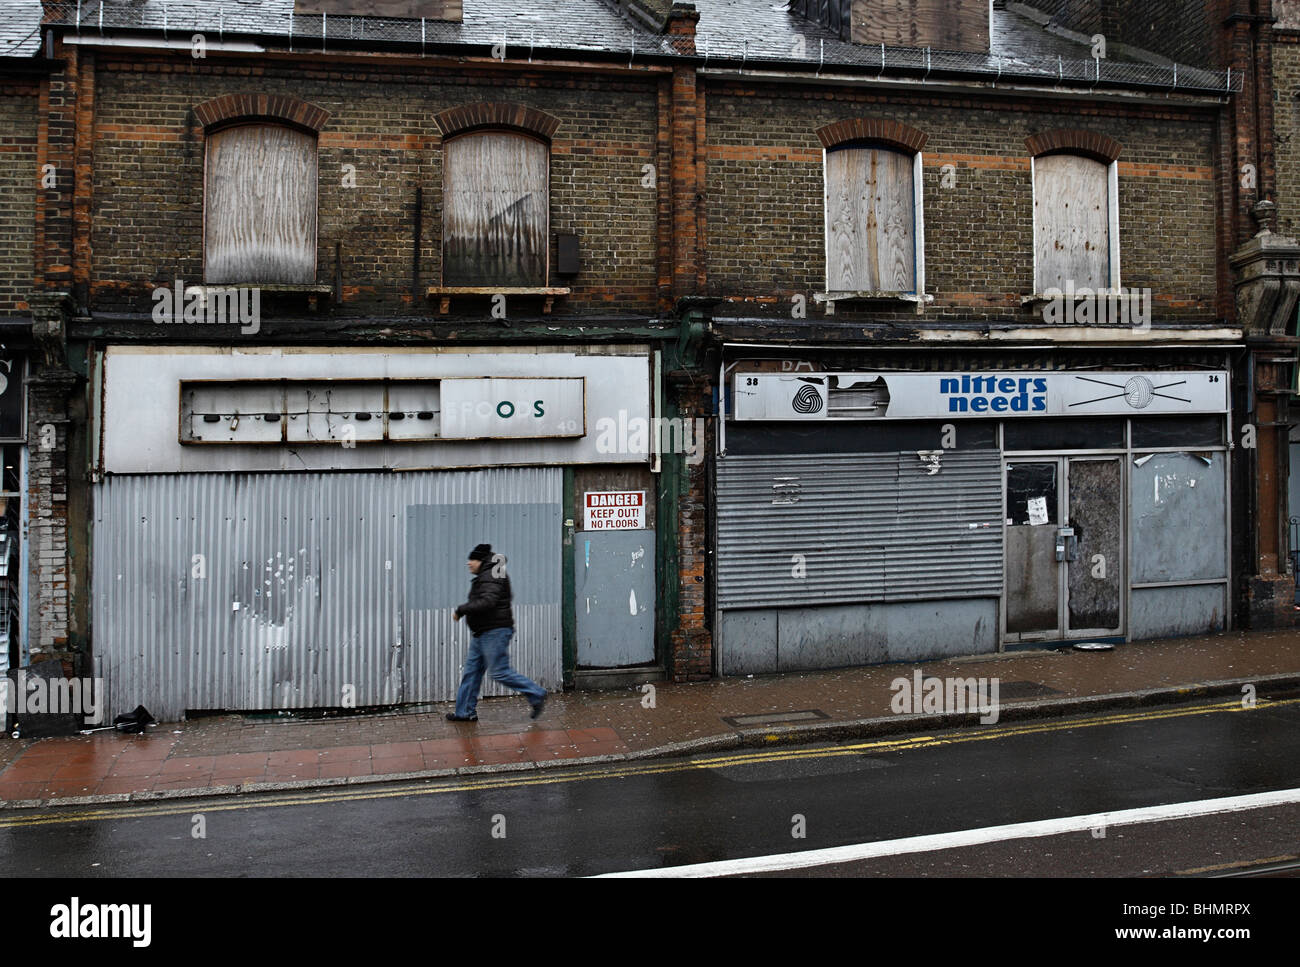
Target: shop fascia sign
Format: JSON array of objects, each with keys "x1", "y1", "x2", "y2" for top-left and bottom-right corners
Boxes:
[
  {"x1": 731, "y1": 371, "x2": 1229, "y2": 421},
  {"x1": 440, "y1": 378, "x2": 585, "y2": 439}
]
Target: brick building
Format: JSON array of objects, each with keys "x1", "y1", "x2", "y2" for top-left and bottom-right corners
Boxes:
[
  {"x1": 1265, "y1": 0, "x2": 1300, "y2": 608},
  {"x1": 0, "y1": 4, "x2": 50, "y2": 680},
  {"x1": 0, "y1": 0, "x2": 1293, "y2": 720}
]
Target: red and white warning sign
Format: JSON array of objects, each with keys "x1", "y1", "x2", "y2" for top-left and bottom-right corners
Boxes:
[{"x1": 584, "y1": 491, "x2": 646, "y2": 530}]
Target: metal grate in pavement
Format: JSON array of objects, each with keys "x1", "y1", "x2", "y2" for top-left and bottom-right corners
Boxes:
[{"x1": 722, "y1": 709, "x2": 831, "y2": 728}]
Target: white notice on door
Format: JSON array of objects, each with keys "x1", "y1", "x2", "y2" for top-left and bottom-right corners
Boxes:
[{"x1": 1027, "y1": 496, "x2": 1049, "y2": 526}]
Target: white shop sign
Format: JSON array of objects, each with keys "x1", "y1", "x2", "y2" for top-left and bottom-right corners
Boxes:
[
  {"x1": 441, "y1": 378, "x2": 585, "y2": 439},
  {"x1": 732, "y1": 371, "x2": 1229, "y2": 421},
  {"x1": 585, "y1": 491, "x2": 645, "y2": 530},
  {"x1": 101, "y1": 347, "x2": 645, "y2": 473}
]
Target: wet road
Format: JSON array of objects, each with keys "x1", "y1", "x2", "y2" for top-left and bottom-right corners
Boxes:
[{"x1": 3, "y1": 694, "x2": 1300, "y2": 877}]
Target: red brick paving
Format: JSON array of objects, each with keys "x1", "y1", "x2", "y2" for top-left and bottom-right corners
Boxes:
[{"x1": 3, "y1": 629, "x2": 1300, "y2": 804}]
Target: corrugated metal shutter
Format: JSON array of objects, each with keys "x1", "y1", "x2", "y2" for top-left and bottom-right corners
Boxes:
[
  {"x1": 92, "y1": 469, "x2": 561, "y2": 722},
  {"x1": 716, "y1": 450, "x2": 1002, "y2": 608}
]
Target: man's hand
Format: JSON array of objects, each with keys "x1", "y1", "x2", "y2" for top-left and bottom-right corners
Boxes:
[{"x1": 453, "y1": 612, "x2": 462, "y2": 622}]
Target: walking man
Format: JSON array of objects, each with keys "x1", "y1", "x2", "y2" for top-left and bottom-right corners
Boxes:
[{"x1": 447, "y1": 543, "x2": 547, "y2": 722}]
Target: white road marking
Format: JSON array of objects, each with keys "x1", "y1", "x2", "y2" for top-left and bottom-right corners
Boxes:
[{"x1": 594, "y1": 787, "x2": 1300, "y2": 877}]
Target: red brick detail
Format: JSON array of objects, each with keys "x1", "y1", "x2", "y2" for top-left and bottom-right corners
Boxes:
[
  {"x1": 665, "y1": 3, "x2": 701, "y2": 56},
  {"x1": 433, "y1": 103, "x2": 561, "y2": 140},
  {"x1": 815, "y1": 118, "x2": 927, "y2": 152},
  {"x1": 193, "y1": 93, "x2": 331, "y2": 133},
  {"x1": 671, "y1": 66, "x2": 698, "y2": 297},
  {"x1": 1025, "y1": 129, "x2": 1123, "y2": 163}
]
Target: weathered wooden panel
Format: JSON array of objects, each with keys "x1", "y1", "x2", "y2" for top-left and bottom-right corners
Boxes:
[
  {"x1": 825, "y1": 147, "x2": 914, "y2": 292},
  {"x1": 1034, "y1": 153, "x2": 1110, "y2": 292},
  {"x1": 790, "y1": 0, "x2": 854, "y2": 39},
  {"x1": 1066, "y1": 458, "x2": 1122, "y2": 633},
  {"x1": 1278, "y1": 1, "x2": 1300, "y2": 31},
  {"x1": 850, "y1": 0, "x2": 990, "y2": 53},
  {"x1": 204, "y1": 124, "x2": 317, "y2": 285},
  {"x1": 294, "y1": 1, "x2": 463, "y2": 22},
  {"x1": 443, "y1": 132, "x2": 548, "y2": 287}
]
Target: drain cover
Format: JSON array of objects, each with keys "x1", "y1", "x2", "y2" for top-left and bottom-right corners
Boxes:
[{"x1": 722, "y1": 709, "x2": 831, "y2": 728}]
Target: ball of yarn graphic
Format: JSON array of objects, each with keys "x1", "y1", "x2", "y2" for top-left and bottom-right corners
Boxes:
[
  {"x1": 1124, "y1": 376, "x2": 1155, "y2": 409},
  {"x1": 792, "y1": 384, "x2": 824, "y2": 414}
]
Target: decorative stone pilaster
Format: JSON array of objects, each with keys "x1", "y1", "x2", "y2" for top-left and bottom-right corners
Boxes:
[
  {"x1": 1230, "y1": 202, "x2": 1300, "y2": 338},
  {"x1": 1229, "y1": 202, "x2": 1300, "y2": 628}
]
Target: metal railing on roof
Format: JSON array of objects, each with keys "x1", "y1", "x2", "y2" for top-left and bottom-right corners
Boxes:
[{"x1": 20, "y1": 1, "x2": 1243, "y2": 94}]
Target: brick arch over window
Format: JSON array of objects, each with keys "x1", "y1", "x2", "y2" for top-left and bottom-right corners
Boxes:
[
  {"x1": 1025, "y1": 130, "x2": 1123, "y2": 163},
  {"x1": 816, "y1": 118, "x2": 927, "y2": 153},
  {"x1": 193, "y1": 94, "x2": 331, "y2": 135},
  {"x1": 434, "y1": 103, "x2": 562, "y2": 141}
]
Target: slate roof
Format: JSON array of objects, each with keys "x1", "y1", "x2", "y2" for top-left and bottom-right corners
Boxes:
[
  {"x1": 0, "y1": 0, "x2": 42, "y2": 57},
  {"x1": 29, "y1": 0, "x2": 672, "y2": 55},
  {"x1": 8, "y1": 0, "x2": 1235, "y2": 91}
]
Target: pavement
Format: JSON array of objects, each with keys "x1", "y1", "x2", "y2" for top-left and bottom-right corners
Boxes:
[{"x1": 2, "y1": 626, "x2": 1299, "y2": 810}]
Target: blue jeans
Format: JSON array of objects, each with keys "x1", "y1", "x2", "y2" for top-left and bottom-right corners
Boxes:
[{"x1": 455, "y1": 626, "x2": 546, "y2": 717}]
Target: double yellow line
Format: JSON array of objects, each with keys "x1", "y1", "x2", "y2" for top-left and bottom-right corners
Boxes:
[{"x1": 0, "y1": 696, "x2": 1288, "y2": 830}]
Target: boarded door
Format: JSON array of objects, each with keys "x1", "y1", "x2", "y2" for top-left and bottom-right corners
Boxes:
[{"x1": 574, "y1": 531, "x2": 655, "y2": 667}]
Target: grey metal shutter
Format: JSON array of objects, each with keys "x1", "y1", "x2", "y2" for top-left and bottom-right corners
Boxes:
[
  {"x1": 716, "y1": 450, "x2": 1002, "y2": 609},
  {"x1": 91, "y1": 469, "x2": 561, "y2": 722}
]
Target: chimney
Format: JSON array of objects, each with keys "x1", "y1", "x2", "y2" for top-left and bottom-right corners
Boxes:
[{"x1": 665, "y1": 3, "x2": 700, "y2": 55}]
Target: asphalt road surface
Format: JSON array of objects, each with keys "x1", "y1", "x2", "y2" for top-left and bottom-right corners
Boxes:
[{"x1": 3, "y1": 694, "x2": 1299, "y2": 877}]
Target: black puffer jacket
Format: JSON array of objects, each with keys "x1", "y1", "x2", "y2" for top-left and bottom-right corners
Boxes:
[{"x1": 455, "y1": 562, "x2": 514, "y2": 634}]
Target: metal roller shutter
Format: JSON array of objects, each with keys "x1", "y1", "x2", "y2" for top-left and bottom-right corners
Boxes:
[
  {"x1": 716, "y1": 450, "x2": 1002, "y2": 609},
  {"x1": 91, "y1": 468, "x2": 562, "y2": 722}
]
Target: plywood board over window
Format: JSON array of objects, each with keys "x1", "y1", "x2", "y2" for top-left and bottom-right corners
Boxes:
[
  {"x1": 824, "y1": 146, "x2": 915, "y2": 292},
  {"x1": 849, "y1": 0, "x2": 991, "y2": 53},
  {"x1": 443, "y1": 132, "x2": 548, "y2": 287},
  {"x1": 204, "y1": 124, "x2": 318, "y2": 285},
  {"x1": 1034, "y1": 154, "x2": 1111, "y2": 293}
]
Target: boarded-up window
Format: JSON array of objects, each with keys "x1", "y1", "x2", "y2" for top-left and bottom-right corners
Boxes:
[
  {"x1": 204, "y1": 124, "x2": 318, "y2": 285},
  {"x1": 825, "y1": 145, "x2": 916, "y2": 292},
  {"x1": 1034, "y1": 154, "x2": 1111, "y2": 292},
  {"x1": 443, "y1": 131, "x2": 548, "y2": 286}
]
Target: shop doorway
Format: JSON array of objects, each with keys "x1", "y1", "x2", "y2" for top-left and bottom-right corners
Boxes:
[{"x1": 1004, "y1": 457, "x2": 1124, "y2": 643}]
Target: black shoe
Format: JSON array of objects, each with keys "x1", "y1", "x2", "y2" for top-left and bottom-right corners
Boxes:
[
  {"x1": 446, "y1": 712, "x2": 477, "y2": 722},
  {"x1": 529, "y1": 696, "x2": 546, "y2": 720}
]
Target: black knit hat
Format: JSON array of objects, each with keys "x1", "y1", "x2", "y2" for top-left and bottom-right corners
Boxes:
[{"x1": 468, "y1": 543, "x2": 493, "y2": 563}]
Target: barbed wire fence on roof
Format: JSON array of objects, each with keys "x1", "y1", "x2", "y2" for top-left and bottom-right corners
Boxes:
[{"x1": 7, "y1": 1, "x2": 1243, "y2": 94}]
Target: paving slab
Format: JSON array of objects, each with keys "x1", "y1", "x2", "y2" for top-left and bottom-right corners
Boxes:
[{"x1": 2, "y1": 628, "x2": 1298, "y2": 810}]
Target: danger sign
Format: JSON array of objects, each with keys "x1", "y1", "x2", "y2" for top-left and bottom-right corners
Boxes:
[{"x1": 585, "y1": 491, "x2": 645, "y2": 530}]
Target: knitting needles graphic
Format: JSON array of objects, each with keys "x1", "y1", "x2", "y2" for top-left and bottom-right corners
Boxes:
[{"x1": 1068, "y1": 375, "x2": 1190, "y2": 407}]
